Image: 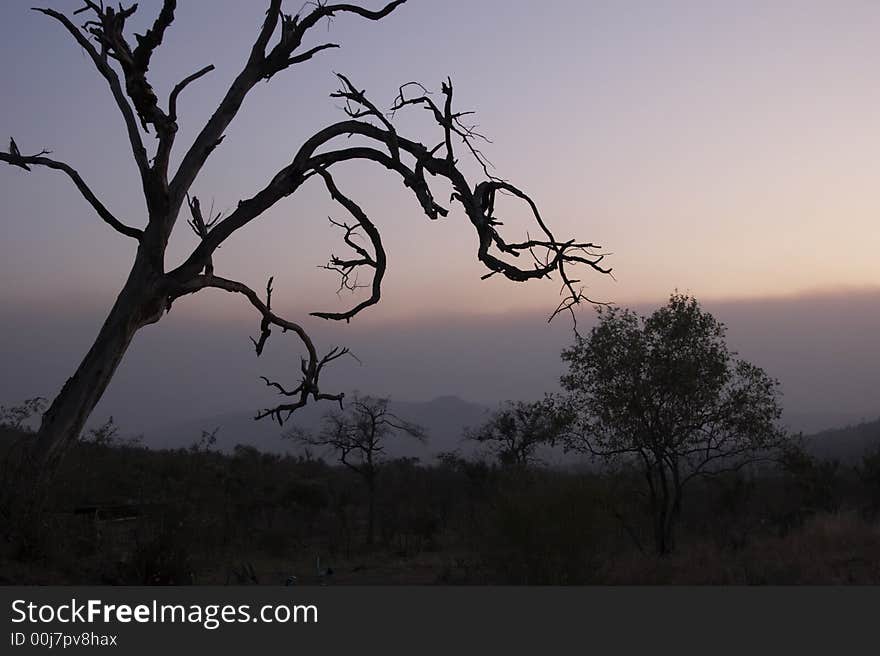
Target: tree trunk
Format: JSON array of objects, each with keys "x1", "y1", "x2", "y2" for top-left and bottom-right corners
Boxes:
[
  {"x1": 654, "y1": 488, "x2": 682, "y2": 556},
  {"x1": 366, "y1": 475, "x2": 376, "y2": 547},
  {"x1": 653, "y1": 511, "x2": 668, "y2": 556},
  {"x1": 649, "y1": 464, "x2": 671, "y2": 556},
  {"x1": 29, "y1": 257, "x2": 165, "y2": 480}
]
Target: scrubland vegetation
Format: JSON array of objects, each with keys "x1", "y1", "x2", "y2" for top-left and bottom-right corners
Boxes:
[
  {"x1": 3, "y1": 295, "x2": 878, "y2": 585},
  {"x1": 1, "y1": 420, "x2": 879, "y2": 585}
]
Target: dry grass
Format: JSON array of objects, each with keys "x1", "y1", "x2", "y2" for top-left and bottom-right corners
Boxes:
[
  {"x1": 599, "y1": 512, "x2": 880, "y2": 584},
  {"x1": 5, "y1": 513, "x2": 879, "y2": 585}
]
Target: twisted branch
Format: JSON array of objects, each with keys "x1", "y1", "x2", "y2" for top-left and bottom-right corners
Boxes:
[
  {"x1": 164, "y1": 274, "x2": 351, "y2": 425},
  {"x1": 311, "y1": 167, "x2": 386, "y2": 321},
  {"x1": 1, "y1": 140, "x2": 142, "y2": 240},
  {"x1": 32, "y1": 6, "x2": 150, "y2": 180}
]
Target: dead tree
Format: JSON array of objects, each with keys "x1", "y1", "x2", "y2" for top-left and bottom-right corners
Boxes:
[
  {"x1": 288, "y1": 395, "x2": 424, "y2": 545},
  {"x1": 0, "y1": 1, "x2": 611, "y2": 480}
]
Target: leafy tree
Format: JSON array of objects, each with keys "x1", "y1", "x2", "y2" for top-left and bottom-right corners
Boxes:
[
  {"x1": 0, "y1": 0, "x2": 611, "y2": 478},
  {"x1": 465, "y1": 398, "x2": 568, "y2": 467},
  {"x1": 287, "y1": 395, "x2": 424, "y2": 545},
  {"x1": 559, "y1": 293, "x2": 789, "y2": 554},
  {"x1": 780, "y1": 444, "x2": 842, "y2": 516}
]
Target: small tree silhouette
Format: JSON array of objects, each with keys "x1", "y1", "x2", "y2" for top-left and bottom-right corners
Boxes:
[
  {"x1": 560, "y1": 293, "x2": 790, "y2": 554},
  {"x1": 287, "y1": 395, "x2": 425, "y2": 545},
  {"x1": 465, "y1": 398, "x2": 567, "y2": 467}
]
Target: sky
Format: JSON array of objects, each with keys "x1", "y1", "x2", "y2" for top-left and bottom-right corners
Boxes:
[{"x1": 0, "y1": 1, "x2": 878, "y2": 435}]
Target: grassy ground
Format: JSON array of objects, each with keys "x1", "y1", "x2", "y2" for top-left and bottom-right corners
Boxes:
[
  {"x1": 5, "y1": 512, "x2": 880, "y2": 585},
  {"x1": 2, "y1": 427, "x2": 880, "y2": 584}
]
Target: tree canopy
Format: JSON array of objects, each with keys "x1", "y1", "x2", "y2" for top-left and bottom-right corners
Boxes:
[{"x1": 560, "y1": 293, "x2": 790, "y2": 553}]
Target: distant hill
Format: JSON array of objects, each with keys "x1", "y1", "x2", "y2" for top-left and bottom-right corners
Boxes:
[
  {"x1": 781, "y1": 410, "x2": 878, "y2": 436},
  {"x1": 28, "y1": 395, "x2": 880, "y2": 467},
  {"x1": 804, "y1": 416, "x2": 880, "y2": 464},
  {"x1": 145, "y1": 395, "x2": 492, "y2": 462}
]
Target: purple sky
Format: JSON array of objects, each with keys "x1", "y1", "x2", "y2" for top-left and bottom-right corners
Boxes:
[{"x1": 1, "y1": 1, "x2": 878, "y2": 434}]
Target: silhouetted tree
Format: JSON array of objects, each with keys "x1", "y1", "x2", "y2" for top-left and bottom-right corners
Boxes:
[
  {"x1": 0, "y1": 0, "x2": 611, "y2": 479},
  {"x1": 288, "y1": 395, "x2": 425, "y2": 545},
  {"x1": 560, "y1": 293, "x2": 789, "y2": 554},
  {"x1": 465, "y1": 398, "x2": 568, "y2": 467},
  {"x1": 779, "y1": 444, "x2": 842, "y2": 516}
]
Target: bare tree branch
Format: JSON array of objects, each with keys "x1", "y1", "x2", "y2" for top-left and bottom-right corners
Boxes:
[
  {"x1": 169, "y1": 65, "x2": 215, "y2": 122},
  {"x1": 63, "y1": 0, "x2": 187, "y2": 186},
  {"x1": 169, "y1": 80, "x2": 612, "y2": 324},
  {"x1": 73, "y1": 1, "x2": 174, "y2": 135},
  {"x1": 131, "y1": 0, "x2": 177, "y2": 74},
  {"x1": 169, "y1": 0, "x2": 408, "y2": 212},
  {"x1": 184, "y1": 194, "x2": 221, "y2": 275},
  {"x1": 1, "y1": 141, "x2": 143, "y2": 240},
  {"x1": 164, "y1": 273, "x2": 350, "y2": 425},
  {"x1": 287, "y1": 42, "x2": 340, "y2": 65},
  {"x1": 311, "y1": 167, "x2": 385, "y2": 321},
  {"x1": 32, "y1": 6, "x2": 150, "y2": 180}
]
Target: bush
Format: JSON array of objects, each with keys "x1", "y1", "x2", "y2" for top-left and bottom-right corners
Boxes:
[{"x1": 481, "y1": 470, "x2": 608, "y2": 584}]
